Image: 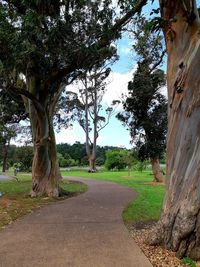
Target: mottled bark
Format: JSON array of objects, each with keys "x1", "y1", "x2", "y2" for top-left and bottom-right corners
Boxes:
[
  {"x1": 150, "y1": 158, "x2": 165, "y2": 182},
  {"x1": 30, "y1": 107, "x2": 61, "y2": 197},
  {"x1": 150, "y1": 0, "x2": 200, "y2": 260},
  {"x1": 26, "y1": 71, "x2": 62, "y2": 197}
]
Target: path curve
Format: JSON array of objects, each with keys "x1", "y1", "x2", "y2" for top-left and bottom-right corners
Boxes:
[{"x1": 0, "y1": 177, "x2": 152, "y2": 267}]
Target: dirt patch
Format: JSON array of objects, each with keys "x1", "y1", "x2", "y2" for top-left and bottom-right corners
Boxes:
[{"x1": 129, "y1": 221, "x2": 194, "y2": 267}]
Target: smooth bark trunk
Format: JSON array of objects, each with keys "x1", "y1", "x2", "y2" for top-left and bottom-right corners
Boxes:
[
  {"x1": 84, "y1": 78, "x2": 97, "y2": 173},
  {"x1": 88, "y1": 156, "x2": 97, "y2": 172},
  {"x1": 150, "y1": 1, "x2": 200, "y2": 260},
  {"x1": 150, "y1": 158, "x2": 165, "y2": 182}
]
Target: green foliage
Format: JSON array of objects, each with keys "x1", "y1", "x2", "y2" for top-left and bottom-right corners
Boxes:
[
  {"x1": 57, "y1": 142, "x2": 122, "y2": 166},
  {"x1": 182, "y1": 257, "x2": 196, "y2": 267},
  {"x1": 105, "y1": 149, "x2": 130, "y2": 170},
  {"x1": 57, "y1": 152, "x2": 76, "y2": 167},
  {"x1": 134, "y1": 160, "x2": 148, "y2": 172},
  {"x1": 14, "y1": 146, "x2": 34, "y2": 171}
]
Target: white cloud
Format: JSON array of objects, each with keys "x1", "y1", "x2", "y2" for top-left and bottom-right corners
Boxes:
[
  {"x1": 159, "y1": 85, "x2": 167, "y2": 98},
  {"x1": 55, "y1": 122, "x2": 85, "y2": 144},
  {"x1": 120, "y1": 46, "x2": 131, "y2": 55},
  {"x1": 103, "y1": 67, "x2": 137, "y2": 106}
]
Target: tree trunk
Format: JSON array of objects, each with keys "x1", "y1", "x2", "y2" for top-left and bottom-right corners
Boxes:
[
  {"x1": 2, "y1": 142, "x2": 8, "y2": 173},
  {"x1": 150, "y1": 1, "x2": 200, "y2": 260},
  {"x1": 150, "y1": 158, "x2": 165, "y2": 182},
  {"x1": 30, "y1": 108, "x2": 61, "y2": 197},
  {"x1": 88, "y1": 156, "x2": 97, "y2": 172},
  {"x1": 26, "y1": 72, "x2": 62, "y2": 197}
]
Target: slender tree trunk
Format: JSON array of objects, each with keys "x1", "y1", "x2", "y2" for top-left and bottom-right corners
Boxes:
[
  {"x1": 150, "y1": 1, "x2": 200, "y2": 259},
  {"x1": 2, "y1": 142, "x2": 9, "y2": 173},
  {"x1": 150, "y1": 158, "x2": 165, "y2": 182},
  {"x1": 88, "y1": 156, "x2": 96, "y2": 172}
]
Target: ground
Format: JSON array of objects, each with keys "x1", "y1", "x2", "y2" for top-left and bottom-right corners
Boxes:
[
  {"x1": 0, "y1": 169, "x2": 198, "y2": 266},
  {"x1": 0, "y1": 177, "x2": 152, "y2": 267}
]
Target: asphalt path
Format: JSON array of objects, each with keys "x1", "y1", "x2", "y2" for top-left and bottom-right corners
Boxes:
[
  {"x1": 0, "y1": 177, "x2": 152, "y2": 267},
  {"x1": 0, "y1": 174, "x2": 11, "y2": 180}
]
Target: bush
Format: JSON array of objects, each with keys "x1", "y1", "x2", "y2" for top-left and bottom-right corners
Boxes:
[
  {"x1": 14, "y1": 146, "x2": 34, "y2": 171},
  {"x1": 105, "y1": 150, "x2": 128, "y2": 170},
  {"x1": 134, "y1": 160, "x2": 148, "y2": 172}
]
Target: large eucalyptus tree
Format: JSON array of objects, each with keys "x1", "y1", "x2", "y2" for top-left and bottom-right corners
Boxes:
[
  {"x1": 150, "y1": 0, "x2": 200, "y2": 260},
  {"x1": 0, "y1": 0, "x2": 147, "y2": 196}
]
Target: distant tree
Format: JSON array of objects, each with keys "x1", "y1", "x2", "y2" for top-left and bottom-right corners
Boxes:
[
  {"x1": 62, "y1": 67, "x2": 115, "y2": 172},
  {"x1": 0, "y1": 91, "x2": 27, "y2": 172},
  {"x1": 117, "y1": 16, "x2": 167, "y2": 182},
  {"x1": 57, "y1": 142, "x2": 86, "y2": 165},
  {"x1": 105, "y1": 149, "x2": 129, "y2": 170},
  {"x1": 14, "y1": 146, "x2": 34, "y2": 172},
  {"x1": 56, "y1": 142, "x2": 121, "y2": 166},
  {"x1": 124, "y1": 151, "x2": 137, "y2": 176}
]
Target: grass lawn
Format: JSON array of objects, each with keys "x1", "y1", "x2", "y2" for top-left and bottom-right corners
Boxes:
[
  {"x1": 62, "y1": 169, "x2": 166, "y2": 224},
  {"x1": 0, "y1": 174, "x2": 87, "y2": 229}
]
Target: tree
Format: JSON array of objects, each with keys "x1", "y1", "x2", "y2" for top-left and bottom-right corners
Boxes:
[
  {"x1": 0, "y1": 125, "x2": 16, "y2": 172},
  {"x1": 105, "y1": 149, "x2": 129, "y2": 170},
  {"x1": 14, "y1": 146, "x2": 34, "y2": 172},
  {"x1": 117, "y1": 16, "x2": 167, "y2": 182},
  {"x1": 0, "y1": 91, "x2": 27, "y2": 172},
  {"x1": 149, "y1": 0, "x2": 200, "y2": 260},
  {"x1": 0, "y1": 0, "x2": 147, "y2": 196},
  {"x1": 63, "y1": 67, "x2": 115, "y2": 172}
]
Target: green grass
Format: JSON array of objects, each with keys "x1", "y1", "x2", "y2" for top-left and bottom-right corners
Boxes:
[
  {"x1": 182, "y1": 257, "x2": 196, "y2": 267},
  {"x1": 0, "y1": 174, "x2": 87, "y2": 229},
  {"x1": 62, "y1": 170, "x2": 166, "y2": 224}
]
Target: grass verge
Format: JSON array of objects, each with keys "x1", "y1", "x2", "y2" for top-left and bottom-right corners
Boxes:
[
  {"x1": 62, "y1": 170, "x2": 166, "y2": 224},
  {"x1": 0, "y1": 174, "x2": 87, "y2": 229}
]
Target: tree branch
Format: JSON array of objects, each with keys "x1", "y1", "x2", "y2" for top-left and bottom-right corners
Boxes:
[
  {"x1": 150, "y1": 49, "x2": 166, "y2": 73},
  {"x1": 7, "y1": 85, "x2": 44, "y2": 114},
  {"x1": 49, "y1": 0, "x2": 147, "y2": 83}
]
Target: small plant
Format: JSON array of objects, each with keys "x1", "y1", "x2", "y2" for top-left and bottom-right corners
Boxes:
[{"x1": 182, "y1": 257, "x2": 196, "y2": 267}]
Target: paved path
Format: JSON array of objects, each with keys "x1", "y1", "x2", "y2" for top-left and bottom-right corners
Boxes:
[
  {"x1": 0, "y1": 177, "x2": 152, "y2": 267},
  {"x1": 0, "y1": 174, "x2": 12, "y2": 180}
]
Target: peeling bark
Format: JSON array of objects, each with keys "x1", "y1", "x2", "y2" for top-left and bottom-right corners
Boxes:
[
  {"x1": 150, "y1": 158, "x2": 165, "y2": 182},
  {"x1": 30, "y1": 107, "x2": 61, "y2": 197},
  {"x1": 26, "y1": 70, "x2": 62, "y2": 197},
  {"x1": 149, "y1": 0, "x2": 200, "y2": 260}
]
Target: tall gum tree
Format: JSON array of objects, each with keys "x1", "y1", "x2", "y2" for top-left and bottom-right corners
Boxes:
[
  {"x1": 63, "y1": 67, "x2": 114, "y2": 172},
  {"x1": 0, "y1": 0, "x2": 147, "y2": 196},
  {"x1": 150, "y1": 0, "x2": 200, "y2": 260},
  {"x1": 117, "y1": 16, "x2": 167, "y2": 182}
]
